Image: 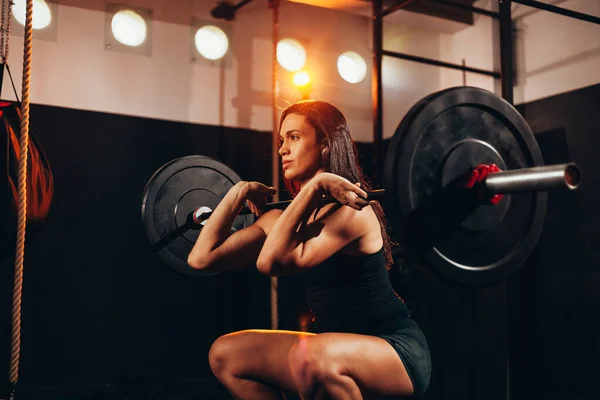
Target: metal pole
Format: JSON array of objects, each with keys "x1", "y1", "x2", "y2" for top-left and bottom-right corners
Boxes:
[
  {"x1": 429, "y1": 0, "x2": 500, "y2": 19},
  {"x1": 269, "y1": 0, "x2": 280, "y2": 331},
  {"x1": 513, "y1": 0, "x2": 600, "y2": 25},
  {"x1": 382, "y1": 50, "x2": 500, "y2": 78},
  {"x1": 499, "y1": 0, "x2": 514, "y2": 104},
  {"x1": 372, "y1": 0, "x2": 383, "y2": 183},
  {"x1": 234, "y1": 0, "x2": 254, "y2": 11},
  {"x1": 382, "y1": 0, "x2": 417, "y2": 17}
]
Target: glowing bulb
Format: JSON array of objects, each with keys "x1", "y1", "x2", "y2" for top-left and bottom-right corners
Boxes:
[
  {"x1": 12, "y1": 0, "x2": 52, "y2": 30},
  {"x1": 195, "y1": 25, "x2": 229, "y2": 60},
  {"x1": 277, "y1": 38, "x2": 306, "y2": 72},
  {"x1": 293, "y1": 71, "x2": 310, "y2": 87},
  {"x1": 111, "y1": 9, "x2": 147, "y2": 47},
  {"x1": 337, "y1": 51, "x2": 367, "y2": 84}
]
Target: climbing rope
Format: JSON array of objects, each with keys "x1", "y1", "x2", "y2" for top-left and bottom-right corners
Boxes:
[{"x1": 9, "y1": 0, "x2": 34, "y2": 393}]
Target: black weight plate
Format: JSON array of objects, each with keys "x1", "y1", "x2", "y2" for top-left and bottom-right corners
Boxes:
[
  {"x1": 384, "y1": 88, "x2": 457, "y2": 232},
  {"x1": 141, "y1": 155, "x2": 254, "y2": 277},
  {"x1": 385, "y1": 87, "x2": 547, "y2": 285}
]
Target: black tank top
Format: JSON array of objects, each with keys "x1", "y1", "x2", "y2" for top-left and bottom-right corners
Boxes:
[{"x1": 299, "y1": 248, "x2": 411, "y2": 335}]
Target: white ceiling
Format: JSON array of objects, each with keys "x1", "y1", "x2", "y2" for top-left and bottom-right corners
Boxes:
[
  {"x1": 286, "y1": 0, "x2": 478, "y2": 33},
  {"x1": 55, "y1": 0, "x2": 487, "y2": 34}
]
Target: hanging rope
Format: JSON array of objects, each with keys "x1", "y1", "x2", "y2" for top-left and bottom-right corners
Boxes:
[
  {"x1": 268, "y1": 0, "x2": 280, "y2": 331},
  {"x1": 9, "y1": 0, "x2": 34, "y2": 391}
]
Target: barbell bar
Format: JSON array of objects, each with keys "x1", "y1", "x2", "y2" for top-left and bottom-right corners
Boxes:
[
  {"x1": 150, "y1": 162, "x2": 579, "y2": 254},
  {"x1": 141, "y1": 87, "x2": 583, "y2": 284},
  {"x1": 190, "y1": 162, "x2": 579, "y2": 226}
]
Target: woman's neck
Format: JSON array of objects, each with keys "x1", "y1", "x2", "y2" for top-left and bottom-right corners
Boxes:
[{"x1": 298, "y1": 170, "x2": 324, "y2": 191}]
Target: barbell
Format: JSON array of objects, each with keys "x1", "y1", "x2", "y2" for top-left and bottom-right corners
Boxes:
[{"x1": 140, "y1": 87, "x2": 581, "y2": 285}]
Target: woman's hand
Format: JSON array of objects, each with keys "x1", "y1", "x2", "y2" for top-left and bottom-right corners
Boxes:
[
  {"x1": 314, "y1": 173, "x2": 369, "y2": 210},
  {"x1": 242, "y1": 181, "x2": 277, "y2": 217}
]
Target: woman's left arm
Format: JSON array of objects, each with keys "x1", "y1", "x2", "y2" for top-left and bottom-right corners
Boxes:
[{"x1": 257, "y1": 173, "x2": 369, "y2": 276}]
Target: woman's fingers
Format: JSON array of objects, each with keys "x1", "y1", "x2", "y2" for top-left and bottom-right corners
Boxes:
[
  {"x1": 248, "y1": 201, "x2": 262, "y2": 217},
  {"x1": 352, "y1": 182, "x2": 368, "y2": 199},
  {"x1": 347, "y1": 182, "x2": 370, "y2": 209},
  {"x1": 354, "y1": 196, "x2": 370, "y2": 208},
  {"x1": 345, "y1": 184, "x2": 367, "y2": 202},
  {"x1": 331, "y1": 189, "x2": 370, "y2": 210},
  {"x1": 349, "y1": 192, "x2": 370, "y2": 210}
]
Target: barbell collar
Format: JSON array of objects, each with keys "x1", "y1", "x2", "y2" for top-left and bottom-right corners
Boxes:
[{"x1": 484, "y1": 163, "x2": 580, "y2": 194}]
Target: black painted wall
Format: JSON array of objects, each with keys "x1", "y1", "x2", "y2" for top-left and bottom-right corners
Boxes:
[
  {"x1": 510, "y1": 83, "x2": 600, "y2": 400},
  {"x1": 1, "y1": 103, "x2": 273, "y2": 398},
  {"x1": 0, "y1": 103, "x2": 515, "y2": 400},
  {"x1": 2, "y1": 84, "x2": 598, "y2": 400},
  {"x1": 391, "y1": 84, "x2": 600, "y2": 400}
]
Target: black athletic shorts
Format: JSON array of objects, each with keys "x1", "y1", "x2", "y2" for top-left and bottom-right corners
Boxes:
[{"x1": 377, "y1": 318, "x2": 431, "y2": 397}]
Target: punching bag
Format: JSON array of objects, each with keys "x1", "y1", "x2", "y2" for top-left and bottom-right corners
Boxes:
[{"x1": 1, "y1": 101, "x2": 54, "y2": 259}]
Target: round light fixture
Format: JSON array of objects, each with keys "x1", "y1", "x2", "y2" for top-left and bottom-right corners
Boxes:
[
  {"x1": 12, "y1": 0, "x2": 52, "y2": 30},
  {"x1": 293, "y1": 71, "x2": 310, "y2": 87},
  {"x1": 111, "y1": 9, "x2": 147, "y2": 47},
  {"x1": 337, "y1": 51, "x2": 367, "y2": 84},
  {"x1": 195, "y1": 25, "x2": 229, "y2": 60},
  {"x1": 277, "y1": 38, "x2": 306, "y2": 72}
]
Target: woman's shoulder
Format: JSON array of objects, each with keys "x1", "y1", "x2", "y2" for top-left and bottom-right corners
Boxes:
[
  {"x1": 331, "y1": 204, "x2": 383, "y2": 254},
  {"x1": 319, "y1": 203, "x2": 381, "y2": 237}
]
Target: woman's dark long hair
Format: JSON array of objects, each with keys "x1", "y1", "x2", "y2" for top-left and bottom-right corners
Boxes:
[{"x1": 279, "y1": 100, "x2": 395, "y2": 270}]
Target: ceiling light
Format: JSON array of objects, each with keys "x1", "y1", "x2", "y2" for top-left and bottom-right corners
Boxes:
[
  {"x1": 277, "y1": 38, "x2": 306, "y2": 72},
  {"x1": 111, "y1": 9, "x2": 147, "y2": 47},
  {"x1": 337, "y1": 51, "x2": 367, "y2": 84},
  {"x1": 195, "y1": 25, "x2": 229, "y2": 60},
  {"x1": 12, "y1": 0, "x2": 52, "y2": 30}
]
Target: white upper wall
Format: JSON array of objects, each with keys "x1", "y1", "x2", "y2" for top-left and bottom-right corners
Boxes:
[
  {"x1": 276, "y1": 3, "x2": 374, "y2": 141},
  {"x1": 382, "y1": 21, "x2": 442, "y2": 139},
  {"x1": 10, "y1": 0, "x2": 594, "y2": 144},
  {"x1": 438, "y1": 0, "x2": 498, "y2": 94},
  {"x1": 1, "y1": 1, "x2": 371, "y2": 137},
  {"x1": 0, "y1": 0, "x2": 447, "y2": 143},
  {"x1": 512, "y1": 0, "x2": 600, "y2": 104},
  {"x1": 438, "y1": 0, "x2": 600, "y2": 104}
]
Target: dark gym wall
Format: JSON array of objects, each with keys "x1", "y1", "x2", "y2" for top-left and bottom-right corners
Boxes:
[
  {"x1": 390, "y1": 84, "x2": 600, "y2": 400},
  {"x1": 389, "y1": 218, "x2": 510, "y2": 399},
  {"x1": 0, "y1": 103, "x2": 273, "y2": 398},
  {"x1": 2, "y1": 84, "x2": 598, "y2": 400},
  {"x1": 510, "y1": 83, "x2": 600, "y2": 400}
]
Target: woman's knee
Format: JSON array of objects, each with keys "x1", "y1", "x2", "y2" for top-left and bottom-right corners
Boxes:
[
  {"x1": 288, "y1": 337, "x2": 337, "y2": 394},
  {"x1": 209, "y1": 333, "x2": 239, "y2": 378}
]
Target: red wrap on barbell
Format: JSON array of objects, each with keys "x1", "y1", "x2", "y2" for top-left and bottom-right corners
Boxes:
[{"x1": 462, "y1": 164, "x2": 504, "y2": 205}]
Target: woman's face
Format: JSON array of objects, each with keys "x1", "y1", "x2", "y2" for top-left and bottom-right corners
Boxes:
[{"x1": 279, "y1": 113, "x2": 323, "y2": 186}]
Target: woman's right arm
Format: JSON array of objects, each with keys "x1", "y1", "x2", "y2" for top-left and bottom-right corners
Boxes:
[{"x1": 187, "y1": 181, "x2": 279, "y2": 273}]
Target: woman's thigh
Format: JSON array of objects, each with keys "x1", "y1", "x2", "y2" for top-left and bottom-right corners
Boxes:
[
  {"x1": 289, "y1": 332, "x2": 415, "y2": 398},
  {"x1": 209, "y1": 329, "x2": 316, "y2": 391}
]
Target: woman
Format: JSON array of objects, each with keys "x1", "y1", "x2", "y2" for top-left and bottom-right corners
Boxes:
[{"x1": 187, "y1": 100, "x2": 431, "y2": 399}]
